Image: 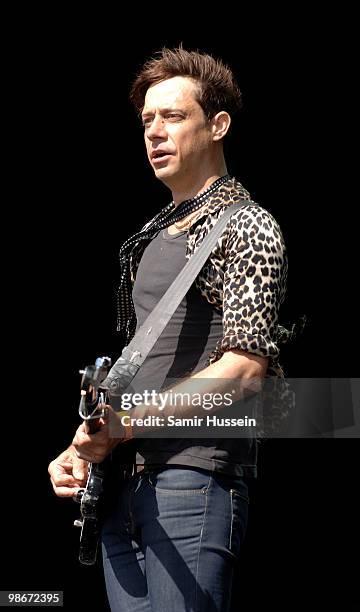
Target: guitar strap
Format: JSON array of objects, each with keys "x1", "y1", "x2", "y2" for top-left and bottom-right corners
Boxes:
[{"x1": 101, "y1": 200, "x2": 250, "y2": 400}]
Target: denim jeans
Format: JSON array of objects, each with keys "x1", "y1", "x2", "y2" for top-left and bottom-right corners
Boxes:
[{"x1": 102, "y1": 467, "x2": 249, "y2": 612}]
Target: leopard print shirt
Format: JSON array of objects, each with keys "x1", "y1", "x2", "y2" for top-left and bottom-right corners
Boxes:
[{"x1": 129, "y1": 177, "x2": 288, "y2": 376}]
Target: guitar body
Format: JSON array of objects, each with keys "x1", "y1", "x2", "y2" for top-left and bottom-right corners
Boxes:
[{"x1": 76, "y1": 462, "x2": 107, "y2": 565}]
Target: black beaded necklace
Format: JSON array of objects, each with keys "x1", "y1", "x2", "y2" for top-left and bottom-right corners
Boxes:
[{"x1": 116, "y1": 174, "x2": 231, "y2": 338}]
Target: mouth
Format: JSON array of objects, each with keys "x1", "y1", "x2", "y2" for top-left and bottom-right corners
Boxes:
[{"x1": 151, "y1": 151, "x2": 173, "y2": 164}]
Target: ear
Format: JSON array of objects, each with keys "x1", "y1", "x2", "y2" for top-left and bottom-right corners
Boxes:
[{"x1": 211, "y1": 111, "x2": 231, "y2": 141}]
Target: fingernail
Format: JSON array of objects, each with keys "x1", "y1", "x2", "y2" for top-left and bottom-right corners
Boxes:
[{"x1": 75, "y1": 471, "x2": 84, "y2": 479}]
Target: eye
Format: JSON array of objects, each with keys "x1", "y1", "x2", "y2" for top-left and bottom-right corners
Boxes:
[
  {"x1": 142, "y1": 117, "x2": 153, "y2": 127},
  {"x1": 166, "y1": 113, "x2": 183, "y2": 121}
]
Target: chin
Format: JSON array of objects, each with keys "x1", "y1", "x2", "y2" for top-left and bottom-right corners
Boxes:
[{"x1": 153, "y1": 166, "x2": 177, "y2": 181}]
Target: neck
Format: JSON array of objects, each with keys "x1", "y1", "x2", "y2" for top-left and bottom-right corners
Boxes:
[{"x1": 171, "y1": 163, "x2": 228, "y2": 207}]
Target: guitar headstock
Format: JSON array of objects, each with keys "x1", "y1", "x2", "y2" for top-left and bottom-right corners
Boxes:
[
  {"x1": 80, "y1": 356, "x2": 111, "y2": 394},
  {"x1": 79, "y1": 357, "x2": 112, "y2": 424}
]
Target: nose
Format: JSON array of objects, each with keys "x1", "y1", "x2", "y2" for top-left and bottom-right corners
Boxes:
[{"x1": 145, "y1": 115, "x2": 167, "y2": 141}]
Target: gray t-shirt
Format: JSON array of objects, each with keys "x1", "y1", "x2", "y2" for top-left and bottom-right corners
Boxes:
[
  {"x1": 132, "y1": 228, "x2": 223, "y2": 389},
  {"x1": 131, "y1": 227, "x2": 256, "y2": 477}
]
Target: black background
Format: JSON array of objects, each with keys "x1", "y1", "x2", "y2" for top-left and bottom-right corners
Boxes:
[{"x1": 4, "y1": 9, "x2": 358, "y2": 611}]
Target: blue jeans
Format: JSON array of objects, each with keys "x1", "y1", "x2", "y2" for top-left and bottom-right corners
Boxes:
[{"x1": 102, "y1": 467, "x2": 249, "y2": 611}]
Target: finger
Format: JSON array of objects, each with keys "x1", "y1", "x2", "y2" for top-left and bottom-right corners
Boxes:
[
  {"x1": 52, "y1": 473, "x2": 83, "y2": 487},
  {"x1": 52, "y1": 484, "x2": 83, "y2": 498},
  {"x1": 50, "y1": 472, "x2": 82, "y2": 490},
  {"x1": 49, "y1": 461, "x2": 74, "y2": 477}
]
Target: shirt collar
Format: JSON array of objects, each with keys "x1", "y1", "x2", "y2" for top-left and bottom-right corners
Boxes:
[{"x1": 186, "y1": 177, "x2": 251, "y2": 227}]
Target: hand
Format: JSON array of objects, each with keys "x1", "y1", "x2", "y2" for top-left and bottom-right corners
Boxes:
[
  {"x1": 48, "y1": 446, "x2": 88, "y2": 498},
  {"x1": 71, "y1": 415, "x2": 122, "y2": 464}
]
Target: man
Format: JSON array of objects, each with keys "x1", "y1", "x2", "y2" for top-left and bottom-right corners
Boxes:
[{"x1": 48, "y1": 47, "x2": 288, "y2": 611}]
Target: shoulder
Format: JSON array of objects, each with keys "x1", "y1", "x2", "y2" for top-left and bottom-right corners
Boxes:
[
  {"x1": 225, "y1": 201, "x2": 286, "y2": 249},
  {"x1": 228, "y1": 201, "x2": 282, "y2": 231},
  {"x1": 208, "y1": 177, "x2": 284, "y2": 240}
]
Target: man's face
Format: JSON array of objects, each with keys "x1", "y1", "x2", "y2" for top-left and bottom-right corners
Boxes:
[{"x1": 142, "y1": 76, "x2": 213, "y2": 187}]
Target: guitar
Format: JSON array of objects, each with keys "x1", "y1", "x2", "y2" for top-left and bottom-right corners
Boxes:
[
  {"x1": 72, "y1": 350, "x2": 141, "y2": 564},
  {"x1": 73, "y1": 356, "x2": 112, "y2": 565}
]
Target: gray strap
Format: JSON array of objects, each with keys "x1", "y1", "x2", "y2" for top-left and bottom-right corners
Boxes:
[{"x1": 103, "y1": 200, "x2": 249, "y2": 389}]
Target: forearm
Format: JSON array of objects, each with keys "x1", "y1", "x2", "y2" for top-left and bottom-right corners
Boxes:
[{"x1": 113, "y1": 350, "x2": 267, "y2": 436}]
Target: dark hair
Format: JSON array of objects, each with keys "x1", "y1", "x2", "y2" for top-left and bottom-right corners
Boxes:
[{"x1": 130, "y1": 46, "x2": 243, "y2": 121}]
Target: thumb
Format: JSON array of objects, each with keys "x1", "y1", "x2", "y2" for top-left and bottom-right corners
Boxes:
[{"x1": 73, "y1": 458, "x2": 88, "y2": 481}]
